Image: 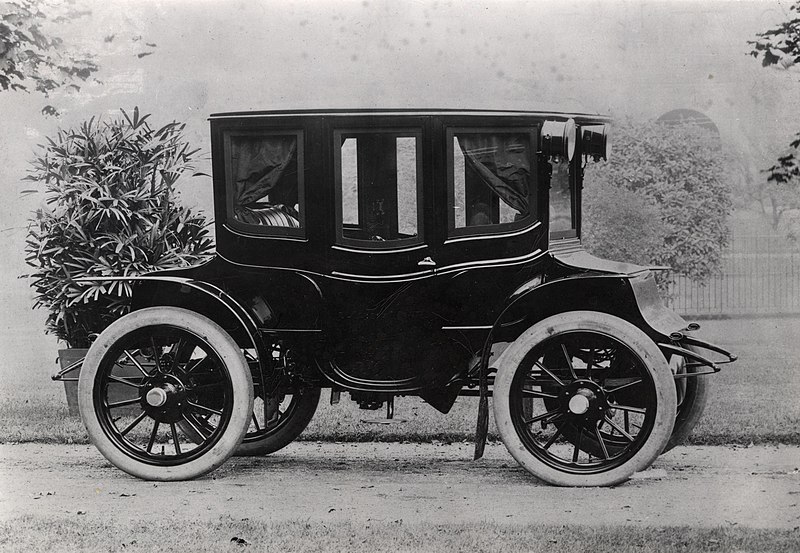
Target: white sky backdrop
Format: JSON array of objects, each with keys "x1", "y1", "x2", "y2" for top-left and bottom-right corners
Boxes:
[{"x1": 0, "y1": 0, "x2": 797, "y2": 372}]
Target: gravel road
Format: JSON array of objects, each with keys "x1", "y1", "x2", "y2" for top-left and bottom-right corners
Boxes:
[{"x1": 1, "y1": 442, "x2": 799, "y2": 529}]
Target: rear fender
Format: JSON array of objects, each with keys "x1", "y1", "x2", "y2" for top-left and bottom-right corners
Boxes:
[{"x1": 78, "y1": 276, "x2": 268, "y2": 374}]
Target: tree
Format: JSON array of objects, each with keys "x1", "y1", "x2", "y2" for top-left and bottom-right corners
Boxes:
[
  {"x1": 583, "y1": 118, "x2": 733, "y2": 281},
  {"x1": 748, "y1": 1, "x2": 800, "y2": 190},
  {"x1": 0, "y1": 1, "x2": 98, "y2": 96}
]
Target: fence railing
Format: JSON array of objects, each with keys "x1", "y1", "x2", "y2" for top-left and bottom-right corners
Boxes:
[{"x1": 665, "y1": 235, "x2": 800, "y2": 316}]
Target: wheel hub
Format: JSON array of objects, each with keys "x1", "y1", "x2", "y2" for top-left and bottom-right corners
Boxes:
[
  {"x1": 562, "y1": 380, "x2": 608, "y2": 421},
  {"x1": 568, "y1": 389, "x2": 593, "y2": 414},
  {"x1": 141, "y1": 375, "x2": 187, "y2": 422},
  {"x1": 145, "y1": 387, "x2": 169, "y2": 407}
]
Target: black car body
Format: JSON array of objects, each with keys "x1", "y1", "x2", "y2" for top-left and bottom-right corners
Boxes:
[{"x1": 70, "y1": 109, "x2": 735, "y2": 486}]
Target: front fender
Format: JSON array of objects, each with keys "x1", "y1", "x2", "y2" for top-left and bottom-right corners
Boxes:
[{"x1": 492, "y1": 271, "x2": 686, "y2": 345}]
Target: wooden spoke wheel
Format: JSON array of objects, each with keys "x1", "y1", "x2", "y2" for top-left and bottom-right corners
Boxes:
[
  {"x1": 494, "y1": 311, "x2": 676, "y2": 487},
  {"x1": 78, "y1": 307, "x2": 253, "y2": 481}
]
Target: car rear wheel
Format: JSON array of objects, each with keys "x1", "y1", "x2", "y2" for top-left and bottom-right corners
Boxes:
[
  {"x1": 78, "y1": 307, "x2": 253, "y2": 481},
  {"x1": 236, "y1": 387, "x2": 321, "y2": 456},
  {"x1": 493, "y1": 311, "x2": 676, "y2": 487},
  {"x1": 180, "y1": 387, "x2": 321, "y2": 456}
]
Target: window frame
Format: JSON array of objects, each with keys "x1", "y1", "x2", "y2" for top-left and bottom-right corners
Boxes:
[
  {"x1": 446, "y1": 126, "x2": 540, "y2": 240},
  {"x1": 333, "y1": 127, "x2": 425, "y2": 250},
  {"x1": 223, "y1": 129, "x2": 306, "y2": 238}
]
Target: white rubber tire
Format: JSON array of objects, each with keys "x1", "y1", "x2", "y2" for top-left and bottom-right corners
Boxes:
[
  {"x1": 664, "y1": 346, "x2": 710, "y2": 452},
  {"x1": 493, "y1": 311, "x2": 676, "y2": 487},
  {"x1": 78, "y1": 307, "x2": 254, "y2": 481}
]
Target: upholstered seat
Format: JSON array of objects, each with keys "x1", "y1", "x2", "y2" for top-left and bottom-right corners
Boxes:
[{"x1": 235, "y1": 205, "x2": 300, "y2": 228}]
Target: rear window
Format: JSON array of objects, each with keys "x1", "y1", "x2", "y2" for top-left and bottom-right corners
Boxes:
[{"x1": 224, "y1": 131, "x2": 304, "y2": 236}]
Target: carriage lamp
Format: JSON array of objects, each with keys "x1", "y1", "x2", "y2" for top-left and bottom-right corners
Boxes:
[
  {"x1": 540, "y1": 119, "x2": 576, "y2": 161},
  {"x1": 581, "y1": 124, "x2": 610, "y2": 161}
]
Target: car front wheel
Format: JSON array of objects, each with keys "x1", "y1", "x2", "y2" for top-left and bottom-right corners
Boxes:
[{"x1": 493, "y1": 311, "x2": 676, "y2": 487}]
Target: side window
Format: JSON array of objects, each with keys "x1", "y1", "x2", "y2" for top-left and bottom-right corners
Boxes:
[
  {"x1": 226, "y1": 131, "x2": 304, "y2": 234},
  {"x1": 448, "y1": 129, "x2": 536, "y2": 235},
  {"x1": 549, "y1": 159, "x2": 576, "y2": 237},
  {"x1": 335, "y1": 130, "x2": 422, "y2": 247}
]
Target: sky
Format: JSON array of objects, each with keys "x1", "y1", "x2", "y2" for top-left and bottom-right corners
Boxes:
[{"x1": 0, "y1": 0, "x2": 797, "y2": 372}]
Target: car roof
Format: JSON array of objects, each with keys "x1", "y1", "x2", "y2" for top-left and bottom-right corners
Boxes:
[{"x1": 209, "y1": 108, "x2": 611, "y2": 123}]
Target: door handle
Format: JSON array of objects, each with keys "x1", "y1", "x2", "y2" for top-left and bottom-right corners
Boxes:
[{"x1": 417, "y1": 256, "x2": 437, "y2": 267}]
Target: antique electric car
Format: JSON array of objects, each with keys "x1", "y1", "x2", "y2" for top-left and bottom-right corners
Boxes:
[{"x1": 66, "y1": 109, "x2": 736, "y2": 487}]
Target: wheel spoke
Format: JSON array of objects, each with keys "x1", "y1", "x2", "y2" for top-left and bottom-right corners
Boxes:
[
  {"x1": 170, "y1": 423, "x2": 182, "y2": 455},
  {"x1": 107, "y1": 375, "x2": 142, "y2": 388},
  {"x1": 594, "y1": 424, "x2": 610, "y2": 459},
  {"x1": 586, "y1": 349, "x2": 595, "y2": 380},
  {"x1": 609, "y1": 403, "x2": 647, "y2": 415},
  {"x1": 534, "y1": 360, "x2": 565, "y2": 386},
  {"x1": 123, "y1": 350, "x2": 151, "y2": 378},
  {"x1": 185, "y1": 357, "x2": 206, "y2": 374},
  {"x1": 521, "y1": 389, "x2": 559, "y2": 399},
  {"x1": 561, "y1": 343, "x2": 577, "y2": 380},
  {"x1": 188, "y1": 401, "x2": 223, "y2": 417},
  {"x1": 170, "y1": 337, "x2": 191, "y2": 372},
  {"x1": 146, "y1": 421, "x2": 160, "y2": 453},
  {"x1": 119, "y1": 411, "x2": 148, "y2": 436},
  {"x1": 522, "y1": 408, "x2": 564, "y2": 425},
  {"x1": 106, "y1": 396, "x2": 141, "y2": 409},
  {"x1": 603, "y1": 416, "x2": 635, "y2": 442},
  {"x1": 572, "y1": 428, "x2": 582, "y2": 463},
  {"x1": 190, "y1": 383, "x2": 226, "y2": 393},
  {"x1": 251, "y1": 412, "x2": 261, "y2": 431},
  {"x1": 150, "y1": 337, "x2": 163, "y2": 372},
  {"x1": 181, "y1": 414, "x2": 210, "y2": 440},
  {"x1": 605, "y1": 378, "x2": 643, "y2": 394},
  {"x1": 542, "y1": 426, "x2": 564, "y2": 450}
]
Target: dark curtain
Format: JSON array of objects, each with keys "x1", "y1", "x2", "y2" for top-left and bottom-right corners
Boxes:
[
  {"x1": 457, "y1": 134, "x2": 530, "y2": 217},
  {"x1": 231, "y1": 136, "x2": 297, "y2": 208}
]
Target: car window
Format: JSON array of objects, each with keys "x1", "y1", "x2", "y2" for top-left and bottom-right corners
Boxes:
[
  {"x1": 549, "y1": 158, "x2": 575, "y2": 236},
  {"x1": 448, "y1": 130, "x2": 536, "y2": 235},
  {"x1": 335, "y1": 130, "x2": 422, "y2": 247},
  {"x1": 226, "y1": 131, "x2": 304, "y2": 234}
]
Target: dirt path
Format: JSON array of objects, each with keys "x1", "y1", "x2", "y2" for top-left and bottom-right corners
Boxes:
[{"x1": 1, "y1": 442, "x2": 799, "y2": 529}]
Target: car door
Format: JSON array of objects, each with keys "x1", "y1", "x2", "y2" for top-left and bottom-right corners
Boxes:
[
  {"x1": 320, "y1": 115, "x2": 462, "y2": 390},
  {"x1": 429, "y1": 116, "x2": 549, "y2": 330}
]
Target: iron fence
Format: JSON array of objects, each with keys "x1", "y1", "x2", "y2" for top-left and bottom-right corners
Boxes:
[{"x1": 665, "y1": 235, "x2": 800, "y2": 316}]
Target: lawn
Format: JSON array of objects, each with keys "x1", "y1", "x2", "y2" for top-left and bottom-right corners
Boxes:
[
  {"x1": 1, "y1": 317, "x2": 798, "y2": 446},
  {"x1": 1, "y1": 516, "x2": 798, "y2": 553}
]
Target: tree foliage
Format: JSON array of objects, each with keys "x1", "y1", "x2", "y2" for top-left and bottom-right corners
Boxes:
[
  {"x1": 0, "y1": 0, "x2": 98, "y2": 96},
  {"x1": 748, "y1": 1, "x2": 800, "y2": 189},
  {"x1": 748, "y1": 1, "x2": 800, "y2": 69},
  {"x1": 583, "y1": 119, "x2": 733, "y2": 281},
  {"x1": 24, "y1": 108, "x2": 214, "y2": 347}
]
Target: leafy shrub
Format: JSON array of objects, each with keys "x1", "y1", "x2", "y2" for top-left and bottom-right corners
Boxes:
[
  {"x1": 582, "y1": 182, "x2": 666, "y2": 266},
  {"x1": 583, "y1": 118, "x2": 733, "y2": 281},
  {"x1": 24, "y1": 108, "x2": 214, "y2": 347}
]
